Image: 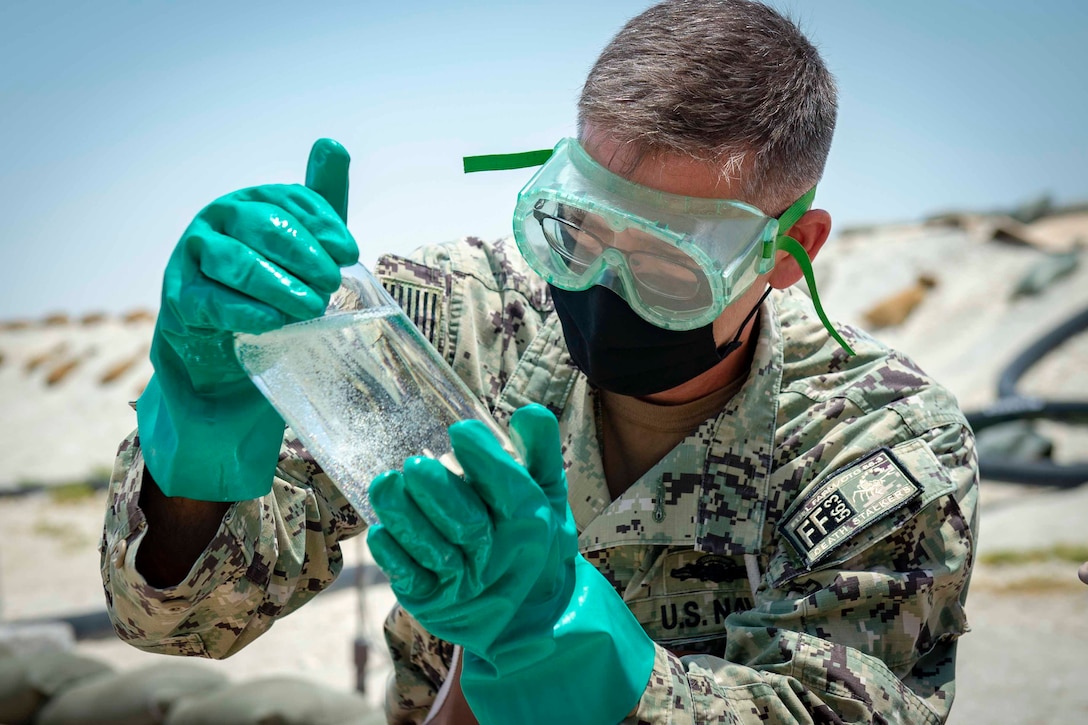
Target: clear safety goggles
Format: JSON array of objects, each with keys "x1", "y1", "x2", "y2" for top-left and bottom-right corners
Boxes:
[{"x1": 464, "y1": 138, "x2": 853, "y2": 354}]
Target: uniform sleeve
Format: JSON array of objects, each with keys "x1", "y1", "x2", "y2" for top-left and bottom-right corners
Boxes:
[
  {"x1": 99, "y1": 427, "x2": 366, "y2": 659},
  {"x1": 381, "y1": 603, "x2": 456, "y2": 724},
  {"x1": 626, "y1": 420, "x2": 978, "y2": 724},
  {"x1": 99, "y1": 237, "x2": 549, "y2": 662}
]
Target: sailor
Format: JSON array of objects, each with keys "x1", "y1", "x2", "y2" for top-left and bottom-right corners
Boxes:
[{"x1": 102, "y1": 2, "x2": 977, "y2": 722}]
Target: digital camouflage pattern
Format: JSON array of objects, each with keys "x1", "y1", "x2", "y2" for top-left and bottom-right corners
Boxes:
[
  {"x1": 101, "y1": 236, "x2": 978, "y2": 724},
  {"x1": 101, "y1": 427, "x2": 366, "y2": 659}
]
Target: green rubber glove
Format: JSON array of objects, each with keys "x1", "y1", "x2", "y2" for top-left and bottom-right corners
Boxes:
[
  {"x1": 367, "y1": 404, "x2": 656, "y2": 725},
  {"x1": 137, "y1": 139, "x2": 359, "y2": 501}
]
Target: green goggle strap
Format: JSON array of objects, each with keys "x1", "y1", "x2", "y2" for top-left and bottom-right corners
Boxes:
[
  {"x1": 761, "y1": 187, "x2": 815, "y2": 269},
  {"x1": 463, "y1": 150, "x2": 854, "y2": 356},
  {"x1": 777, "y1": 188, "x2": 816, "y2": 234},
  {"x1": 778, "y1": 235, "x2": 855, "y2": 356},
  {"x1": 464, "y1": 149, "x2": 554, "y2": 173}
]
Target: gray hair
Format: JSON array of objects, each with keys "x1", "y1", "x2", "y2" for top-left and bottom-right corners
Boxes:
[{"x1": 578, "y1": 0, "x2": 837, "y2": 214}]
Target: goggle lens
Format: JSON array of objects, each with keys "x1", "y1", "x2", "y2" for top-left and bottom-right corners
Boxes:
[{"x1": 533, "y1": 201, "x2": 713, "y2": 313}]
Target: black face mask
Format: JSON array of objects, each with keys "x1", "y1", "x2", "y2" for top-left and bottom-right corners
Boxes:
[{"x1": 549, "y1": 284, "x2": 770, "y2": 396}]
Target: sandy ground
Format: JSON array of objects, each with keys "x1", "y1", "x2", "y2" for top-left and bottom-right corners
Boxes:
[
  {"x1": 0, "y1": 315, "x2": 154, "y2": 491},
  {"x1": 955, "y1": 483, "x2": 1088, "y2": 724},
  {"x1": 2, "y1": 214, "x2": 1088, "y2": 721}
]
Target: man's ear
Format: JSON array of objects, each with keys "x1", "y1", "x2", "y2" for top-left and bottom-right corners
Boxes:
[{"x1": 767, "y1": 209, "x2": 832, "y2": 289}]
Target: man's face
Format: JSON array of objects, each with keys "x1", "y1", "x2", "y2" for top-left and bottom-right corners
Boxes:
[{"x1": 579, "y1": 128, "x2": 775, "y2": 354}]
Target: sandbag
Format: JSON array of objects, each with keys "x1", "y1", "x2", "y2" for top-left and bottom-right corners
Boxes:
[
  {"x1": 0, "y1": 650, "x2": 113, "y2": 725},
  {"x1": 36, "y1": 661, "x2": 225, "y2": 725},
  {"x1": 164, "y1": 675, "x2": 377, "y2": 725}
]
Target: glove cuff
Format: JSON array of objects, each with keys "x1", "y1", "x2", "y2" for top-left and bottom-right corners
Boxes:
[
  {"x1": 460, "y1": 556, "x2": 656, "y2": 725},
  {"x1": 137, "y1": 372, "x2": 285, "y2": 502}
]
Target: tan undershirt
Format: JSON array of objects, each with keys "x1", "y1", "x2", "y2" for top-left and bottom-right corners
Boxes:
[{"x1": 599, "y1": 377, "x2": 744, "y2": 500}]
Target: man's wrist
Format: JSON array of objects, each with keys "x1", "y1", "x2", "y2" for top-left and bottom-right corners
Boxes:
[{"x1": 135, "y1": 467, "x2": 232, "y2": 588}]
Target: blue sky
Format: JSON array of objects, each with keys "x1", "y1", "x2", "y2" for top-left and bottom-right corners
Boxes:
[{"x1": 2, "y1": 1, "x2": 1086, "y2": 319}]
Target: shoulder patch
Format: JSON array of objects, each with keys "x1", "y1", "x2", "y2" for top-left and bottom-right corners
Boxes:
[
  {"x1": 380, "y1": 278, "x2": 445, "y2": 349},
  {"x1": 781, "y1": 447, "x2": 923, "y2": 569}
]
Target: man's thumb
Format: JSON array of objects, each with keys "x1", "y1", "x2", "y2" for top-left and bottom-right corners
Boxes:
[{"x1": 305, "y1": 138, "x2": 350, "y2": 222}]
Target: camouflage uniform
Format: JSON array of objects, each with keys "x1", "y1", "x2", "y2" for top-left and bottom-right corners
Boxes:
[{"x1": 101, "y1": 237, "x2": 978, "y2": 724}]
